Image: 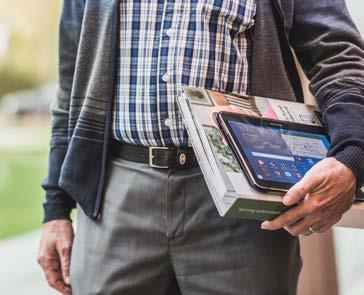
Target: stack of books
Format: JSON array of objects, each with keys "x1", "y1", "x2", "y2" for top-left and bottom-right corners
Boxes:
[{"x1": 177, "y1": 86, "x2": 364, "y2": 221}]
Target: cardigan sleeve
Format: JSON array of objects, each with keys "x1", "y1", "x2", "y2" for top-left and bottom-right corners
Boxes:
[
  {"x1": 289, "y1": 0, "x2": 364, "y2": 188},
  {"x1": 41, "y1": 0, "x2": 86, "y2": 223}
]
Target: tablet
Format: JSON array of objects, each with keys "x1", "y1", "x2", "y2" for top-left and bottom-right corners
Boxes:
[{"x1": 217, "y1": 112, "x2": 331, "y2": 193}]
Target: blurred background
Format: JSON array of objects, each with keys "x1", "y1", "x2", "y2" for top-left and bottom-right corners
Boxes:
[{"x1": 0, "y1": 1, "x2": 363, "y2": 294}]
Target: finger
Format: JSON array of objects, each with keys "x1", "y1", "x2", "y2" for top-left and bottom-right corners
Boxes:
[
  {"x1": 261, "y1": 201, "x2": 313, "y2": 230},
  {"x1": 44, "y1": 265, "x2": 71, "y2": 294},
  {"x1": 315, "y1": 215, "x2": 342, "y2": 233},
  {"x1": 301, "y1": 222, "x2": 331, "y2": 235},
  {"x1": 282, "y1": 172, "x2": 320, "y2": 206},
  {"x1": 315, "y1": 223, "x2": 332, "y2": 234},
  {"x1": 57, "y1": 242, "x2": 72, "y2": 285},
  {"x1": 302, "y1": 229, "x2": 314, "y2": 236},
  {"x1": 300, "y1": 216, "x2": 340, "y2": 236},
  {"x1": 38, "y1": 252, "x2": 60, "y2": 269},
  {"x1": 284, "y1": 215, "x2": 322, "y2": 236}
]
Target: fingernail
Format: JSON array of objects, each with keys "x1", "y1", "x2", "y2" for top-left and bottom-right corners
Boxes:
[
  {"x1": 261, "y1": 221, "x2": 269, "y2": 229},
  {"x1": 282, "y1": 196, "x2": 291, "y2": 206},
  {"x1": 65, "y1": 276, "x2": 71, "y2": 285}
]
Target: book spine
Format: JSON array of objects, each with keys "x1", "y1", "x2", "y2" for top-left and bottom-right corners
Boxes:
[{"x1": 224, "y1": 198, "x2": 292, "y2": 221}]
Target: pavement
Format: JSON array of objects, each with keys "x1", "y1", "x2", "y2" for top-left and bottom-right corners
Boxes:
[{"x1": 0, "y1": 230, "x2": 57, "y2": 295}]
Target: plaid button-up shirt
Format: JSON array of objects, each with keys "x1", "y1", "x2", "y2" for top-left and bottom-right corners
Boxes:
[{"x1": 112, "y1": 0, "x2": 256, "y2": 147}]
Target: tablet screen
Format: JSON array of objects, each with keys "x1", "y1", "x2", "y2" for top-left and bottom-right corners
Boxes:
[{"x1": 228, "y1": 120, "x2": 330, "y2": 185}]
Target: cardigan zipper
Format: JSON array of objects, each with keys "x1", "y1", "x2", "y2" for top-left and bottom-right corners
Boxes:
[{"x1": 92, "y1": 0, "x2": 120, "y2": 220}]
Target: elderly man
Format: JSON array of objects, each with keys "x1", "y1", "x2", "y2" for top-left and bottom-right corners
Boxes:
[{"x1": 38, "y1": 0, "x2": 364, "y2": 294}]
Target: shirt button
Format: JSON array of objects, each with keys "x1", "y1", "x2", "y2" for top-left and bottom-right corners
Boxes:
[
  {"x1": 166, "y1": 28, "x2": 173, "y2": 37},
  {"x1": 164, "y1": 118, "x2": 172, "y2": 127},
  {"x1": 162, "y1": 73, "x2": 170, "y2": 82}
]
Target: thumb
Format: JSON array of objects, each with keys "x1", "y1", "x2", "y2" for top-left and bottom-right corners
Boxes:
[
  {"x1": 58, "y1": 242, "x2": 72, "y2": 285},
  {"x1": 282, "y1": 172, "x2": 320, "y2": 206}
]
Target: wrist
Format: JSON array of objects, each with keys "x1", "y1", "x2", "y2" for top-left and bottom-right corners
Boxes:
[{"x1": 334, "y1": 146, "x2": 364, "y2": 192}]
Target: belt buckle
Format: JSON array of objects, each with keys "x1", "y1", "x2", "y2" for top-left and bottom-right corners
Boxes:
[{"x1": 149, "y1": 146, "x2": 170, "y2": 169}]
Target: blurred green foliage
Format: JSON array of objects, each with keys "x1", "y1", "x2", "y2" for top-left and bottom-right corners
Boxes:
[
  {"x1": 0, "y1": 0, "x2": 60, "y2": 98},
  {"x1": 0, "y1": 148, "x2": 47, "y2": 239}
]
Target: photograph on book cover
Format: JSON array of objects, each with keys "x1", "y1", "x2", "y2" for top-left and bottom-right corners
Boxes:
[{"x1": 203, "y1": 125, "x2": 241, "y2": 173}]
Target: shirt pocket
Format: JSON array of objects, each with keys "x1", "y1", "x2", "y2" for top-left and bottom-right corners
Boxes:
[{"x1": 197, "y1": 0, "x2": 256, "y2": 39}]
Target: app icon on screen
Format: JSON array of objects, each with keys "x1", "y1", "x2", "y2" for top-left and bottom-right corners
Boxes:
[
  {"x1": 295, "y1": 172, "x2": 303, "y2": 178},
  {"x1": 262, "y1": 168, "x2": 270, "y2": 176},
  {"x1": 296, "y1": 156, "x2": 303, "y2": 162},
  {"x1": 307, "y1": 158, "x2": 314, "y2": 164},
  {"x1": 274, "y1": 170, "x2": 281, "y2": 177}
]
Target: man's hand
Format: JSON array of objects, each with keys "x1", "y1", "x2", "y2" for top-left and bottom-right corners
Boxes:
[
  {"x1": 38, "y1": 219, "x2": 74, "y2": 294},
  {"x1": 261, "y1": 157, "x2": 356, "y2": 236}
]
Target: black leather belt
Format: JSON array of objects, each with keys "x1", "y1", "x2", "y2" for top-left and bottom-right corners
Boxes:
[{"x1": 110, "y1": 138, "x2": 199, "y2": 169}]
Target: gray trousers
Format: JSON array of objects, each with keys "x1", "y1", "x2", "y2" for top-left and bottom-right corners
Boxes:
[{"x1": 70, "y1": 157, "x2": 302, "y2": 295}]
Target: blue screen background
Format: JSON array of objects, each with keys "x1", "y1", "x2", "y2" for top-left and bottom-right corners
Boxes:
[{"x1": 230, "y1": 121, "x2": 331, "y2": 184}]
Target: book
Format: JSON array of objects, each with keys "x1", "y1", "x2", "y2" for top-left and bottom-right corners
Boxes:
[{"x1": 177, "y1": 86, "x2": 364, "y2": 221}]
